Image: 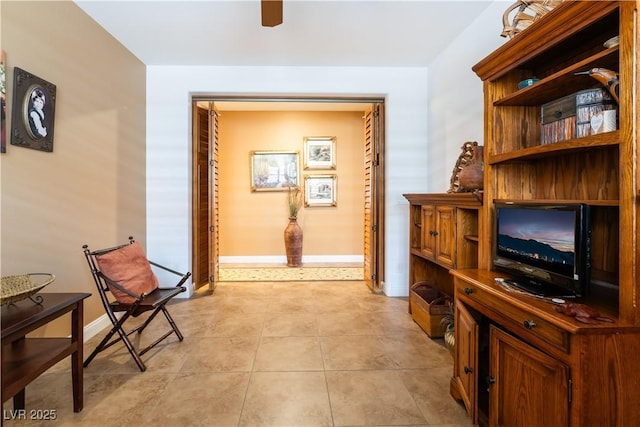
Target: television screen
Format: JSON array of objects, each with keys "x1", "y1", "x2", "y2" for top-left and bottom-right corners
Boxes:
[{"x1": 493, "y1": 202, "x2": 590, "y2": 297}]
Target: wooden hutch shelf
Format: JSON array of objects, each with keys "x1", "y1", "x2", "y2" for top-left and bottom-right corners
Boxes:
[
  {"x1": 446, "y1": 1, "x2": 640, "y2": 426},
  {"x1": 403, "y1": 192, "x2": 482, "y2": 307}
]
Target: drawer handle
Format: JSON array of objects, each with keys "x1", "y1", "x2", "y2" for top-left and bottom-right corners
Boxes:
[
  {"x1": 464, "y1": 287, "x2": 474, "y2": 295},
  {"x1": 524, "y1": 319, "x2": 537, "y2": 329},
  {"x1": 464, "y1": 366, "x2": 473, "y2": 374}
]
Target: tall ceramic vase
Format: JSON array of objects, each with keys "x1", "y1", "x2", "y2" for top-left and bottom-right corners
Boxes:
[{"x1": 284, "y1": 218, "x2": 303, "y2": 267}]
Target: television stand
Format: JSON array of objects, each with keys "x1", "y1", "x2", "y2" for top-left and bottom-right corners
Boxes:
[{"x1": 502, "y1": 279, "x2": 577, "y2": 299}]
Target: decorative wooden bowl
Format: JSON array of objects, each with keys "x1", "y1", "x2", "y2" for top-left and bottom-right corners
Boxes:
[{"x1": 1, "y1": 273, "x2": 56, "y2": 305}]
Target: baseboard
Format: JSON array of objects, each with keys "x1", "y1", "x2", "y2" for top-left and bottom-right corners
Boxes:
[
  {"x1": 83, "y1": 313, "x2": 113, "y2": 342},
  {"x1": 219, "y1": 255, "x2": 364, "y2": 264}
]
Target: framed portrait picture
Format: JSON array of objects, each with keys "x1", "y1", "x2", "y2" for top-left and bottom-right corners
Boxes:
[
  {"x1": 251, "y1": 150, "x2": 300, "y2": 192},
  {"x1": 303, "y1": 136, "x2": 336, "y2": 169},
  {"x1": 10, "y1": 67, "x2": 56, "y2": 152},
  {"x1": 305, "y1": 174, "x2": 337, "y2": 207}
]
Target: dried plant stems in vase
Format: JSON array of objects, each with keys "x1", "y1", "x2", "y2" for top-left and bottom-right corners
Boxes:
[
  {"x1": 287, "y1": 186, "x2": 303, "y2": 219},
  {"x1": 284, "y1": 187, "x2": 303, "y2": 267}
]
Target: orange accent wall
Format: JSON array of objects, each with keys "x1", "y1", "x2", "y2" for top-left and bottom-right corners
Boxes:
[{"x1": 218, "y1": 110, "x2": 365, "y2": 258}]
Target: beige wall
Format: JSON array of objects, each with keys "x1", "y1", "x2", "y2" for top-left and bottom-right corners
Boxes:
[
  {"x1": 1, "y1": 1, "x2": 147, "y2": 335},
  {"x1": 218, "y1": 110, "x2": 365, "y2": 259}
]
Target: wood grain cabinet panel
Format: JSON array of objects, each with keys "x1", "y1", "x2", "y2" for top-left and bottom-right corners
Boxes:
[
  {"x1": 451, "y1": 303, "x2": 478, "y2": 422},
  {"x1": 420, "y1": 204, "x2": 456, "y2": 268},
  {"x1": 489, "y1": 326, "x2": 569, "y2": 427},
  {"x1": 420, "y1": 204, "x2": 436, "y2": 260}
]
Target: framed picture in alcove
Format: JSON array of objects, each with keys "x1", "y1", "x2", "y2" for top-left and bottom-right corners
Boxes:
[
  {"x1": 251, "y1": 150, "x2": 300, "y2": 191},
  {"x1": 305, "y1": 174, "x2": 337, "y2": 207},
  {"x1": 303, "y1": 136, "x2": 336, "y2": 169}
]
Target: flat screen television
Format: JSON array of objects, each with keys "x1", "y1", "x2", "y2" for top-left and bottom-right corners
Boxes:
[{"x1": 492, "y1": 202, "x2": 591, "y2": 297}]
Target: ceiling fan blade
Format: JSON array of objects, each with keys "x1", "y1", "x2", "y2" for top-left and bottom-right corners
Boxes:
[{"x1": 261, "y1": 0, "x2": 283, "y2": 27}]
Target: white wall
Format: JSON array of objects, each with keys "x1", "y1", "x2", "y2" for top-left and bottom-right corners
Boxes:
[
  {"x1": 147, "y1": 66, "x2": 429, "y2": 297},
  {"x1": 427, "y1": 1, "x2": 508, "y2": 191},
  {"x1": 146, "y1": 1, "x2": 511, "y2": 298}
]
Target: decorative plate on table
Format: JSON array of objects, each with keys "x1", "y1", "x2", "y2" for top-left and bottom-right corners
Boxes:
[{"x1": 1, "y1": 273, "x2": 55, "y2": 305}]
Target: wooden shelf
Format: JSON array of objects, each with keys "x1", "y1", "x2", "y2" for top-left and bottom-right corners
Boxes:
[
  {"x1": 494, "y1": 47, "x2": 619, "y2": 107},
  {"x1": 403, "y1": 192, "x2": 483, "y2": 209},
  {"x1": 472, "y1": 1, "x2": 619, "y2": 82},
  {"x1": 493, "y1": 198, "x2": 619, "y2": 207},
  {"x1": 2, "y1": 338, "x2": 75, "y2": 398},
  {"x1": 488, "y1": 131, "x2": 619, "y2": 164}
]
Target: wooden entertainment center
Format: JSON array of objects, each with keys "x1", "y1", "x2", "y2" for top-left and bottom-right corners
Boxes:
[{"x1": 408, "y1": 2, "x2": 639, "y2": 426}]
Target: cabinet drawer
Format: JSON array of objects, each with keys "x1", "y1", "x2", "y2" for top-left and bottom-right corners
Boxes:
[{"x1": 456, "y1": 281, "x2": 570, "y2": 353}]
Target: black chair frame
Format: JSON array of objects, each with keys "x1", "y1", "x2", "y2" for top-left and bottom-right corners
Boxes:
[{"x1": 82, "y1": 237, "x2": 190, "y2": 371}]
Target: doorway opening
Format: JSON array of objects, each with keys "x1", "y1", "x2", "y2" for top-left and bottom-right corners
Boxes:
[{"x1": 191, "y1": 96, "x2": 385, "y2": 293}]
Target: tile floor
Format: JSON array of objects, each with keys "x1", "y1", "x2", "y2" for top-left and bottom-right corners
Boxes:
[
  {"x1": 2, "y1": 281, "x2": 473, "y2": 426},
  {"x1": 218, "y1": 265, "x2": 364, "y2": 282}
]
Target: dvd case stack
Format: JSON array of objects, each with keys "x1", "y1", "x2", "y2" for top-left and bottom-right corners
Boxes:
[{"x1": 575, "y1": 88, "x2": 617, "y2": 137}]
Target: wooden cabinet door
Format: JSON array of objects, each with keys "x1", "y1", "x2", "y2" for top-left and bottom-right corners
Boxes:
[
  {"x1": 421, "y1": 204, "x2": 436, "y2": 260},
  {"x1": 489, "y1": 326, "x2": 569, "y2": 427},
  {"x1": 435, "y1": 205, "x2": 456, "y2": 268},
  {"x1": 454, "y1": 302, "x2": 478, "y2": 422}
]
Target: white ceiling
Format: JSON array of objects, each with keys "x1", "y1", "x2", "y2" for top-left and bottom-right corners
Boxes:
[{"x1": 74, "y1": 0, "x2": 494, "y2": 67}]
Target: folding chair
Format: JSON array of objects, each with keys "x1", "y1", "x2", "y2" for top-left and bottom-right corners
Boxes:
[{"x1": 82, "y1": 236, "x2": 190, "y2": 372}]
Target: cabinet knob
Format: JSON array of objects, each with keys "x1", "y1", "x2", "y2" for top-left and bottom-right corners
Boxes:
[
  {"x1": 464, "y1": 287, "x2": 473, "y2": 295},
  {"x1": 432, "y1": 230, "x2": 439, "y2": 236},
  {"x1": 523, "y1": 319, "x2": 537, "y2": 329},
  {"x1": 464, "y1": 366, "x2": 473, "y2": 374},
  {"x1": 486, "y1": 376, "x2": 496, "y2": 386}
]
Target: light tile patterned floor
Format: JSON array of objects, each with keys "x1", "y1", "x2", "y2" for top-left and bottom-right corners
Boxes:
[
  {"x1": 218, "y1": 264, "x2": 364, "y2": 282},
  {"x1": 2, "y1": 281, "x2": 474, "y2": 427},
  {"x1": 218, "y1": 263, "x2": 364, "y2": 282}
]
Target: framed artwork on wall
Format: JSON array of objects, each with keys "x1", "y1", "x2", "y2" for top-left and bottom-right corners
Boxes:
[
  {"x1": 1, "y1": 51, "x2": 6, "y2": 154},
  {"x1": 303, "y1": 136, "x2": 336, "y2": 169},
  {"x1": 10, "y1": 67, "x2": 56, "y2": 152},
  {"x1": 305, "y1": 174, "x2": 337, "y2": 207},
  {"x1": 251, "y1": 150, "x2": 300, "y2": 192}
]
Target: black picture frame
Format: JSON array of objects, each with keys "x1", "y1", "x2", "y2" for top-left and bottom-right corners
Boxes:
[
  {"x1": 1, "y1": 51, "x2": 6, "y2": 154},
  {"x1": 10, "y1": 67, "x2": 56, "y2": 152}
]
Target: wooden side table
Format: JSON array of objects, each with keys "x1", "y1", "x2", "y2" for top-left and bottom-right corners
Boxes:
[{"x1": 1, "y1": 293, "x2": 90, "y2": 416}]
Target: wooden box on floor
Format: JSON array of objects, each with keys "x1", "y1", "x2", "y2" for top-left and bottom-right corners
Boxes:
[{"x1": 409, "y1": 281, "x2": 451, "y2": 338}]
